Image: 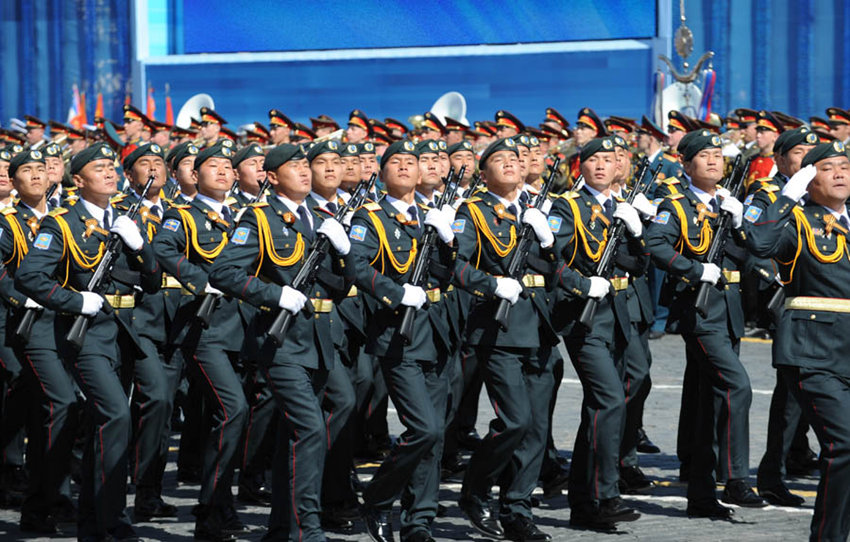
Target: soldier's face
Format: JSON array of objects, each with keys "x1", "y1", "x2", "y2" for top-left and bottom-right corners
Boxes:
[
  {"x1": 580, "y1": 152, "x2": 617, "y2": 192},
  {"x1": 270, "y1": 124, "x2": 291, "y2": 144},
  {"x1": 341, "y1": 156, "x2": 362, "y2": 185},
  {"x1": 346, "y1": 125, "x2": 367, "y2": 144},
  {"x1": 270, "y1": 158, "x2": 311, "y2": 200},
  {"x1": 235, "y1": 156, "x2": 266, "y2": 194},
  {"x1": 174, "y1": 156, "x2": 197, "y2": 196},
  {"x1": 439, "y1": 153, "x2": 450, "y2": 178},
  {"x1": 382, "y1": 154, "x2": 420, "y2": 194},
  {"x1": 636, "y1": 133, "x2": 650, "y2": 153},
  {"x1": 539, "y1": 139, "x2": 550, "y2": 154},
  {"x1": 418, "y1": 154, "x2": 441, "y2": 190},
  {"x1": 666, "y1": 129, "x2": 685, "y2": 149},
  {"x1": 13, "y1": 162, "x2": 47, "y2": 201},
  {"x1": 528, "y1": 146, "x2": 544, "y2": 178},
  {"x1": 809, "y1": 156, "x2": 850, "y2": 207},
  {"x1": 742, "y1": 123, "x2": 758, "y2": 143},
  {"x1": 516, "y1": 146, "x2": 529, "y2": 178},
  {"x1": 151, "y1": 130, "x2": 170, "y2": 147},
  {"x1": 45, "y1": 156, "x2": 64, "y2": 185},
  {"x1": 449, "y1": 151, "x2": 475, "y2": 185},
  {"x1": 756, "y1": 128, "x2": 778, "y2": 152},
  {"x1": 200, "y1": 122, "x2": 220, "y2": 141},
  {"x1": 74, "y1": 158, "x2": 118, "y2": 199},
  {"x1": 315, "y1": 126, "x2": 334, "y2": 138},
  {"x1": 70, "y1": 139, "x2": 87, "y2": 154},
  {"x1": 496, "y1": 126, "x2": 518, "y2": 139},
  {"x1": 783, "y1": 145, "x2": 815, "y2": 176},
  {"x1": 482, "y1": 151, "x2": 520, "y2": 193},
  {"x1": 830, "y1": 123, "x2": 850, "y2": 141},
  {"x1": 0, "y1": 162, "x2": 9, "y2": 195},
  {"x1": 613, "y1": 148, "x2": 628, "y2": 181},
  {"x1": 194, "y1": 157, "x2": 234, "y2": 199},
  {"x1": 310, "y1": 153, "x2": 343, "y2": 193},
  {"x1": 574, "y1": 125, "x2": 595, "y2": 147},
  {"x1": 359, "y1": 154, "x2": 377, "y2": 180},
  {"x1": 124, "y1": 119, "x2": 142, "y2": 139},
  {"x1": 26, "y1": 127, "x2": 44, "y2": 145},
  {"x1": 446, "y1": 131, "x2": 464, "y2": 145},
  {"x1": 129, "y1": 156, "x2": 167, "y2": 193},
  {"x1": 683, "y1": 148, "x2": 724, "y2": 187}
]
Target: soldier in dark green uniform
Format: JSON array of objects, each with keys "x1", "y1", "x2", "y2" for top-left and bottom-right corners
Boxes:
[
  {"x1": 153, "y1": 143, "x2": 249, "y2": 541},
  {"x1": 0, "y1": 149, "x2": 76, "y2": 533},
  {"x1": 454, "y1": 138, "x2": 557, "y2": 542},
  {"x1": 548, "y1": 137, "x2": 644, "y2": 530},
  {"x1": 16, "y1": 142, "x2": 159, "y2": 541},
  {"x1": 348, "y1": 140, "x2": 455, "y2": 542},
  {"x1": 746, "y1": 141, "x2": 850, "y2": 542},
  {"x1": 116, "y1": 143, "x2": 180, "y2": 521},
  {"x1": 209, "y1": 142, "x2": 353, "y2": 542},
  {"x1": 230, "y1": 143, "x2": 266, "y2": 208},
  {"x1": 645, "y1": 130, "x2": 765, "y2": 518},
  {"x1": 167, "y1": 142, "x2": 199, "y2": 204}
]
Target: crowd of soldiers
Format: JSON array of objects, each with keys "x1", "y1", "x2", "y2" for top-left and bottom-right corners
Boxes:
[{"x1": 0, "y1": 101, "x2": 848, "y2": 542}]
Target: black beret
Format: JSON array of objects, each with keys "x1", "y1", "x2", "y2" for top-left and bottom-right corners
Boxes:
[
  {"x1": 512, "y1": 134, "x2": 531, "y2": 148},
  {"x1": 776, "y1": 126, "x2": 819, "y2": 156},
  {"x1": 263, "y1": 144, "x2": 306, "y2": 171},
  {"x1": 70, "y1": 142, "x2": 117, "y2": 175},
  {"x1": 528, "y1": 135, "x2": 540, "y2": 148},
  {"x1": 167, "y1": 142, "x2": 199, "y2": 168},
  {"x1": 340, "y1": 143, "x2": 360, "y2": 158},
  {"x1": 802, "y1": 141, "x2": 849, "y2": 168},
  {"x1": 437, "y1": 140, "x2": 448, "y2": 153},
  {"x1": 232, "y1": 143, "x2": 265, "y2": 167},
  {"x1": 579, "y1": 137, "x2": 617, "y2": 162},
  {"x1": 306, "y1": 139, "x2": 342, "y2": 162},
  {"x1": 380, "y1": 139, "x2": 419, "y2": 169},
  {"x1": 676, "y1": 130, "x2": 722, "y2": 162},
  {"x1": 416, "y1": 139, "x2": 441, "y2": 156},
  {"x1": 43, "y1": 143, "x2": 62, "y2": 158},
  {"x1": 193, "y1": 142, "x2": 235, "y2": 171},
  {"x1": 123, "y1": 142, "x2": 166, "y2": 171},
  {"x1": 612, "y1": 135, "x2": 629, "y2": 150},
  {"x1": 358, "y1": 142, "x2": 376, "y2": 155},
  {"x1": 479, "y1": 137, "x2": 519, "y2": 170},
  {"x1": 9, "y1": 148, "x2": 45, "y2": 178},
  {"x1": 0, "y1": 147, "x2": 13, "y2": 162},
  {"x1": 447, "y1": 140, "x2": 475, "y2": 156}
]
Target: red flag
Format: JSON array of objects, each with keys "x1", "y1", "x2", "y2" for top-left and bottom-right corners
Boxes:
[
  {"x1": 94, "y1": 93, "x2": 104, "y2": 120},
  {"x1": 165, "y1": 83, "x2": 174, "y2": 125},
  {"x1": 79, "y1": 91, "x2": 88, "y2": 126},
  {"x1": 146, "y1": 85, "x2": 156, "y2": 120},
  {"x1": 68, "y1": 84, "x2": 83, "y2": 129}
]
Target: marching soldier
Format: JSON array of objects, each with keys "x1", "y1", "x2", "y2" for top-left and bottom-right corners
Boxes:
[
  {"x1": 230, "y1": 143, "x2": 267, "y2": 208},
  {"x1": 268, "y1": 110, "x2": 294, "y2": 145},
  {"x1": 349, "y1": 140, "x2": 455, "y2": 542},
  {"x1": 746, "y1": 140, "x2": 850, "y2": 542},
  {"x1": 166, "y1": 142, "x2": 200, "y2": 203},
  {"x1": 745, "y1": 111, "x2": 783, "y2": 189},
  {"x1": 153, "y1": 143, "x2": 249, "y2": 541},
  {"x1": 825, "y1": 107, "x2": 850, "y2": 145},
  {"x1": 198, "y1": 107, "x2": 228, "y2": 148},
  {"x1": 635, "y1": 116, "x2": 682, "y2": 189},
  {"x1": 415, "y1": 140, "x2": 443, "y2": 207},
  {"x1": 16, "y1": 142, "x2": 159, "y2": 541},
  {"x1": 494, "y1": 111, "x2": 525, "y2": 139},
  {"x1": 347, "y1": 110, "x2": 371, "y2": 144},
  {"x1": 565, "y1": 108, "x2": 607, "y2": 189},
  {"x1": 122, "y1": 105, "x2": 146, "y2": 160},
  {"x1": 645, "y1": 130, "x2": 765, "y2": 518}
]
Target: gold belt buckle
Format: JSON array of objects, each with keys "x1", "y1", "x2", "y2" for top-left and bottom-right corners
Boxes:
[
  {"x1": 311, "y1": 298, "x2": 333, "y2": 313},
  {"x1": 347, "y1": 285, "x2": 358, "y2": 297},
  {"x1": 722, "y1": 270, "x2": 741, "y2": 283},
  {"x1": 427, "y1": 288, "x2": 441, "y2": 303},
  {"x1": 609, "y1": 277, "x2": 628, "y2": 291},
  {"x1": 521, "y1": 274, "x2": 545, "y2": 288}
]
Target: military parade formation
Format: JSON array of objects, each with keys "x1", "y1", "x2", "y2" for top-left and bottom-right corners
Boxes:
[{"x1": 0, "y1": 102, "x2": 848, "y2": 542}]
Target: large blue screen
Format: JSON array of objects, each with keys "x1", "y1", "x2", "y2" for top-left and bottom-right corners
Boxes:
[{"x1": 181, "y1": 0, "x2": 657, "y2": 54}]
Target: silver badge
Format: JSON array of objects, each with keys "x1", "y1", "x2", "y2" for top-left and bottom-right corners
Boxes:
[
  {"x1": 394, "y1": 228, "x2": 401, "y2": 239},
  {"x1": 282, "y1": 226, "x2": 289, "y2": 236},
  {"x1": 204, "y1": 220, "x2": 212, "y2": 231}
]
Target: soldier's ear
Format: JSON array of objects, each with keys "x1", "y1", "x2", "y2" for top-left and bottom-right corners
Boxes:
[
  {"x1": 265, "y1": 169, "x2": 279, "y2": 187},
  {"x1": 72, "y1": 173, "x2": 85, "y2": 189}
]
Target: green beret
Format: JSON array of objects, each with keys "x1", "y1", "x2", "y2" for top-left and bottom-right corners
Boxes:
[
  {"x1": 380, "y1": 139, "x2": 419, "y2": 168},
  {"x1": 612, "y1": 135, "x2": 629, "y2": 150},
  {"x1": 802, "y1": 141, "x2": 849, "y2": 168},
  {"x1": 0, "y1": 144, "x2": 24, "y2": 162},
  {"x1": 437, "y1": 140, "x2": 448, "y2": 153},
  {"x1": 43, "y1": 143, "x2": 62, "y2": 158},
  {"x1": 579, "y1": 137, "x2": 617, "y2": 162},
  {"x1": 512, "y1": 134, "x2": 531, "y2": 148},
  {"x1": 416, "y1": 140, "x2": 441, "y2": 155},
  {"x1": 340, "y1": 143, "x2": 360, "y2": 158},
  {"x1": 167, "y1": 142, "x2": 199, "y2": 168},
  {"x1": 193, "y1": 142, "x2": 235, "y2": 171},
  {"x1": 232, "y1": 143, "x2": 265, "y2": 167},
  {"x1": 263, "y1": 144, "x2": 306, "y2": 171},
  {"x1": 123, "y1": 142, "x2": 166, "y2": 171},
  {"x1": 479, "y1": 137, "x2": 519, "y2": 170},
  {"x1": 676, "y1": 130, "x2": 722, "y2": 162},
  {"x1": 9, "y1": 148, "x2": 45, "y2": 178},
  {"x1": 306, "y1": 140, "x2": 341, "y2": 162},
  {"x1": 776, "y1": 126, "x2": 818, "y2": 156},
  {"x1": 70, "y1": 142, "x2": 117, "y2": 175},
  {"x1": 448, "y1": 140, "x2": 475, "y2": 156},
  {"x1": 528, "y1": 136, "x2": 540, "y2": 148},
  {"x1": 358, "y1": 142, "x2": 376, "y2": 155}
]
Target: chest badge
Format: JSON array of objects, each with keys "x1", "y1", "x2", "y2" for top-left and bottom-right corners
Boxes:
[
  {"x1": 84, "y1": 218, "x2": 99, "y2": 239},
  {"x1": 282, "y1": 225, "x2": 289, "y2": 236},
  {"x1": 394, "y1": 227, "x2": 401, "y2": 239},
  {"x1": 204, "y1": 220, "x2": 212, "y2": 231}
]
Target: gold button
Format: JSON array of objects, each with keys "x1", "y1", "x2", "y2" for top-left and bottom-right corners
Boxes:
[{"x1": 810, "y1": 314, "x2": 816, "y2": 320}]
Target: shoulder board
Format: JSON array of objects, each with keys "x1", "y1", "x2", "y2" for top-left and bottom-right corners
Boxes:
[
  {"x1": 667, "y1": 193, "x2": 685, "y2": 200},
  {"x1": 661, "y1": 178, "x2": 681, "y2": 185},
  {"x1": 0, "y1": 207, "x2": 16, "y2": 216},
  {"x1": 563, "y1": 191, "x2": 582, "y2": 199},
  {"x1": 417, "y1": 203, "x2": 431, "y2": 211},
  {"x1": 248, "y1": 201, "x2": 269, "y2": 208},
  {"x1": 110, "y1": 193, "x2": 128, "y2": 204},
  {"x1": 465, "y1": 196, "x2": 482, "y2": 203},
  {"x1": 224, "y1": 196, "x2": 238, "y2": 206},
  {"x1": 762, "y1": 184, "x2": 779, "y2": 192},
  {"x1": 172, "y1": 204, "x2": 191, "y2": 210},
  {"x1": 48, "y1": 207, "x2": 69, "y2": 217},
  {"x1": 662, "y1": 152, "x2": 678, "y2": 161},
  {"x1": 363, "y1": 202, "x2": 382, "y2": 212}
]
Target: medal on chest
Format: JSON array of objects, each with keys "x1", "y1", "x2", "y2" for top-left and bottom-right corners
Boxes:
[
  {"x1": 83, "y1": 218, "x2": 99, "y2": 239},
  {"x1": 394, "y1": 227, "x2": 401, "y2": 239}
]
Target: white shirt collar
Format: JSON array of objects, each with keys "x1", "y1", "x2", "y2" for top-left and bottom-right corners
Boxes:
[
  {"x1": 492, "y1": 191, "x2": 522, "y2": 211},
  {"x1": 822, "y1": 205, "x2": 850, "y2": 226},
  {"x1": 415, "y1": 190, "x2": 438, "y2": 207},
  {"x1": 688, "y1": 183, "x2": 716, "y2": 207},
  {"x1": 194, "y1": 193, "x2": 225, "y2": 217},
  {"x1": 134, "y1": 191, "x2": 163, "y2": 215},
  {"x1": 310, "y1": 191, "x2": 340, "y2": 211},
  {"x1": 583, "y1": 183, "x2": 613, "y2": 207},
  {"x1": 337, "y1": 188, "x2": 352, "y2": 203},
  {"x1": 385, "y1": 194, "x2": 418, "y2": 221},
  {"x1": 81, "y1": 197, "x2": 113, "y2": 228},
  {"x1": 647, "y1": 148, "x2": 662, "y2": 163},
  {"x1": 275, "y1": 194, "x2": 312, "y2": 227},
  {"x1": 23, "y1": 202, "x2": 46, "y2": 220}
]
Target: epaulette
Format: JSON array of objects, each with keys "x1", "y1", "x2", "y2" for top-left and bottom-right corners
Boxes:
[
  {"x1": 172, "y1": 204, "x2": 191, "y2": 210},
  {"x1": 110, "y1": 193, "x2": 128, "y2": 204},
  {"x1": 667, "y1": 193, "x2": 685, "y2": 200},
  {"x1": 561, "y1": 191, "x2": 582, "y2": 200},
  {"x1": 248, "y1": 201, "x2": 269, "y2": 208},
  {"x1": 363, "y1": 202, "x2": 382, "y2": 212},
  {"x1": 0, "y1": 207, "x2": 17, "y2": 216},
  {"x1": 761, "y1": 184, "x2": 780, "y2": 192},
  {"x1": 661, "y1": 178, "x2": 681, "y2": 185},
  {"x1": 224, "y1": 196, "x2": 238, "y2": 207},
  {"x1": 48, "y1": 207, "x2": 69, "y2": 217},
  {"x1": 663, "y1": 152, "x2": 678, "y2": 161},
  {"x1": 465, "y1": 196, "x2": 482, "y2": 203}
]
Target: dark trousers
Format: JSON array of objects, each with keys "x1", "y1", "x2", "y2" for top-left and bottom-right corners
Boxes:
[
  {"x1": 177, "y1": 364, "x2": 206, "y2": 478},
  {"x1": 189, "y1": 345, "x2": 248, "y2": 509},
  {"x1": 782, "y1": 367, "x2": 850, "y2": 542},
  {"x1": 455, "y1": 344, "x2": 484, "y2": 441},
  {"x1": 684, "y1": 333, "x2": 752, "y2": 503},
  {"x1": 19, "y1": 347, "x2": 77, "y2": 517},
  {"x1": 758, "y1": 368, "x2": 805, "y2": 490},
  {"x1": 677, "y1": 353, "x2": 698, "y2": 471},
  {"x1": 0, "y1": 341, "x2": 26, "y2": 470},
  {"x1": 364, "y1": 357, "x2": 447, "y2": 538},
  {"x1": 620, "y1": 322, "x2": 652, "y2": 468},
  {"x1": 320, "y1": 355, "x2": 357, "y2": 507},
  {"x1": 363, "y1": 356, "x2": 389, "y2": 443},
  {"x1": 68, "y1": 351, "x2": 132, "y2": 537},
  {"x1": 264, "y1": 362, "x2": 328, "y2": 542},
  {"x1": 440, "y1": 349, "x2": 464, "y2": 463},
  {"x1": 540, "y1": 353, "x2": 566, "y2": 481},
  {"x1": 564, "y1": 335, "x2": 626, "y2": 506},
  {"x1": 239, "y1": 365, "x2": 276, "y2": 491}
]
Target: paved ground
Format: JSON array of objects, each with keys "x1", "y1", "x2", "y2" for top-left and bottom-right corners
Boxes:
[{"x1": 0, "y1": 333, "x2": 820, "y2": 541}]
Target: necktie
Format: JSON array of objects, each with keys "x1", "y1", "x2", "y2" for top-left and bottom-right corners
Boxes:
[
  {"x1": 221, "y1": 206, "x2": 232, "y2": 224},
  {"x1": 103, "y1": 209, "x2": 111, "y2": 229},
  {"x1": 519, "y1": 191, "x2": 530, "y2": 206},
  {"x1": 326, "y1": 201, "x2": 337, "y2": 214},
  {"x1": 297, "y1": 205, "x2": 314, "y2": 240},
  {"x1": 603, "y1": 199, "x2": 614, "y2": 222},
  {"x1": 507, "y1": 204, "x2": 519, "y2": 220},
  {"x1": 407, "y1": 205, "x2": 420, "y2": 231},
  {"x1": 708, "y1": 197, "x2": 718, "y2": 214},
  {"x1": 150, "y1": 205, "x2": 161, "y2": 218},
  {"x1": 427, "y1": 201, "x2": 435, "y2": 209},
  {"x1": 49, "y1": 197, "x2": 60, "y2": 209},
  {"x1": 840, "y1": 216, "x2": 849, "y2": 231}
]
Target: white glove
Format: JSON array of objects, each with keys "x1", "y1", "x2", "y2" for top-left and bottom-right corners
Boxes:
[
  {"x1": 521, "y1": 208, "x2": 554, "y2": 248},
  {"x1": 278, "y1": 285, "x2": 308, "y2": 314},
  {"x1": 24, "y1": 298, "x2": 42, "y2": 310},
  {"x1": 109, "y1": 215, "x2": 144, "y2": 251},
  {"x1": 781, "y1": 164, "x2": 817, "y2": 202},
  {"x1": 587, "y1": 276, "x2": 611, "y2": 299},
  {"x1": 80, "y1": 292, "x2": 104, "y2": 316},
  {"x1": 400, "y1": 284, "x2": 427, "y2": 309},
  {"x1": 539, "y1": 198, "x2": 553, "y2": 215},
  {"x1": 719, "y1": 194, "x2": 744, "y2": 228},
  {"x1": 494, "y1": 277, "x2": 522, "y2": 305},
  {"x1": 451, "y1": 197, "x2": 465, "y2": 211},
  {"x1": 342, "y1": 210, "x2": 355, "y2": 227},
  {"x1": 204, "y1": 283, "x2": 222, "y2": 296},
  {"x1": 424, "y1": 208, "x2": 454, "y2": 244},
  {"x1": 700, "y1": 263, "x2": 722, "y2": 285},
  {"x1": 613, "y1": 202, "x2": 643, "y2": 237},
  {"x1": 317, "y1": 218, "x2": 351, "y2": 255},
  {"x1": 632, "y1": 192, "x2": 657, "y2": 218}
]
